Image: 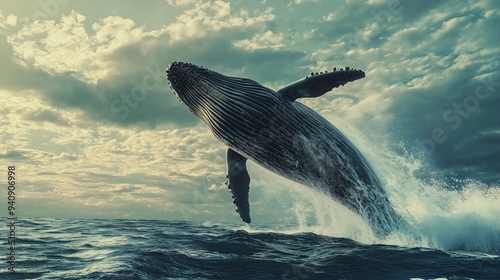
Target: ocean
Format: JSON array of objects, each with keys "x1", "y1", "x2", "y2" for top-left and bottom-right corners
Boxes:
[{"x1": 2, "y1": 218, "x2": 499, "y2": 280}]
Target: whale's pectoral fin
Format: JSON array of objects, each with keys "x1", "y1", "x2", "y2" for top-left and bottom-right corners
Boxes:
[
  {"x1": 277, "y1": 68, "x2": 365, "y2": 101},
  {"x1": 225, "y1": 148, "x2": 251, "y2": 223}
]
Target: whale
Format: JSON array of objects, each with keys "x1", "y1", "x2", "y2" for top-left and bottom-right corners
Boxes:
[{"x1": 166, "y1": 62, "x2": 407, "y2": 237}]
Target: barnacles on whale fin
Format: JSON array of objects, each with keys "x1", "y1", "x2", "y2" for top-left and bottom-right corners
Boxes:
[
  {"x1": 281, "y1": 63, "x2": 367, "y2": 98},
  {"x1": 305, "y1": 66, "x2": 365, "y2": 79}
]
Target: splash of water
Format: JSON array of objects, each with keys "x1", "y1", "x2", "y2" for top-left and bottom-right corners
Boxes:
[
  {"x1": 341, "y1": 119, "x2": 500, "y2": 254},
  {"x1": 246, "y1": 117, "x2": 500, "y2": 254}
]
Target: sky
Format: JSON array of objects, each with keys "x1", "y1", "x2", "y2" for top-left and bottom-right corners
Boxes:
[{"x1": 0, "y1": 0, "x2": 499, "y2": 221}]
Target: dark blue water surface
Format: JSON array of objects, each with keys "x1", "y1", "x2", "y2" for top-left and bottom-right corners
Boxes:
[{"x1": 1, "y1": 218, "x2": 499, "y2": 280}]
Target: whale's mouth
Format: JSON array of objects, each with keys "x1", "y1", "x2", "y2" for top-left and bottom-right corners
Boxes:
[
  {"x1": 166, "y1": 62, "x2": 208, "y2": 86},
  {"x1": 166, "y1": 62, "x2": 209, "y2": 96},
  {"x1": 166, "y1": 62, "x2": 214, "y2": 114}
]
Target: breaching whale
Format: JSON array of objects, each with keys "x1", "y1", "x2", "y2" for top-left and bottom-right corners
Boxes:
[{"x1": 166, "y1": 62, "x2": 407, "y2": 237}]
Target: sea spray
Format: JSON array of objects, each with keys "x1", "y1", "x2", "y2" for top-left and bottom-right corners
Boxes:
[
  {"x1": 250, "y1": 166, "x2": 376, "y2": 242},
  {"x1": 334, "y1": 116, "x2": 500, "y2": 254}
]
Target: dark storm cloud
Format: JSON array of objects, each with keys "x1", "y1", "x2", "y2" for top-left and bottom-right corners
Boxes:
[
  {"x1": 308, "y1": 0, "x2": 447, "y2": 50},
  {"x1": 395, "y1": 71, "x2": 500, "y2": 183},
  {"x1": 385, "y1": 2, "x2": 500, "y2": 183}
]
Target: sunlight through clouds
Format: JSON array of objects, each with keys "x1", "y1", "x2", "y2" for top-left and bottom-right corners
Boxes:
[
  {"x1": 233, "y1": 30, "x2": 284, "y2": 50},
  {"x1": 8, "y1": 10, "x2": 160, "y2": 83},
  {"x1": 0, "y1": 10, "x2": 17, "y2": 31},
  {"x1": 165, "y1": 1, "x2": 274, "y2": 41}
]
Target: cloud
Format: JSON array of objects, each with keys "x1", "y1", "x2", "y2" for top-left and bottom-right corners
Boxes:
[
  {"x1": 164, "y1": 1, "x2": 275, "y2": 41},
  {"x1": 233, "y1": 30, "x2": 284, "y2": 50},
  {"x1": 373, "y1": 1, "x2": 500, "y2": 182},
  {"x1": 0, "y1": 10, "x2": 17, "y2": 31},
  {"x1": 8, "y1": 10, "x2": 156, "y2": 83},
  {"x1": 6, "y1": 13, "x2": 17, "y2": 26},
  {"x1": 292, "y1": 0, "x2": 318, "y2": 4},
  {"x1": 166, "y1": 0, "x2": 198, "y2": 6},
  {"x1": 0, "y1": 150, "x2": 26, "y2": 159},
  {"x1": 2, "y1": 3, "x2": 299, "y2": 129},
  {"x1": 2, "y1": 26, "x2": 194, "y2": 129},
  {"x1": 22, "y1": 108, "x2": 70, "y2": 126}
]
